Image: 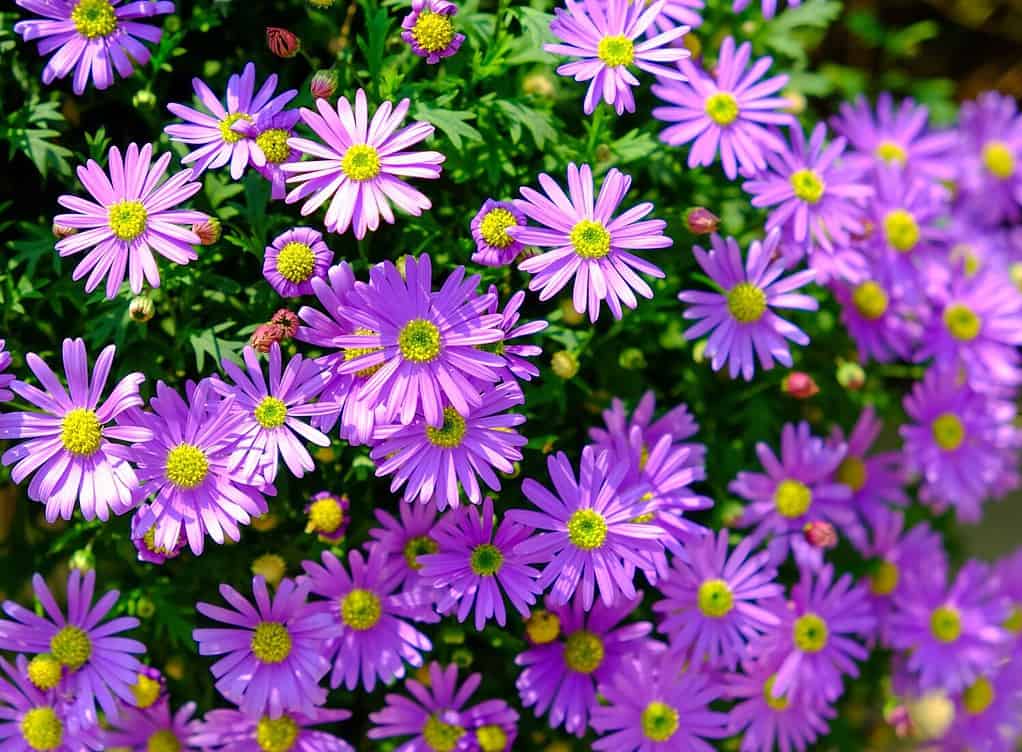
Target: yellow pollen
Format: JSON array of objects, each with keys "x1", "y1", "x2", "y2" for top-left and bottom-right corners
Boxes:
[
  {"x1": 403, "y1": 535, "x2": 438, "y2": 571},
  {"x1": 883, "y1": 209, "x2": 920, "y2": 252},
  {"x1": 931, "y1": 413, "x2": 965, "y2": 452},
  {"x1": 697, "y1": 578, "x2": 734, "y2": 618},
  {"x1": 275, "y1": 241, "x2": 316, "y2": 284},
  {"x1": 852, "y1": 281, "x2": 888, "y2": 320},
  {"x1": 570, "y1": 219, "x2": 611, "y2": 259},
  {"x1": 341, "y1": 144, "x2": 381, "y2": 181},
  {"x1": 344, "y1": 327, "x2": 385, "y2": 378},
  {"x1": 50, "y1": 626, "x2": 91, "y2": 671},
  {"x1": 131, "y1": 672, "x2": 162, "y2": 708},
  {"x1": 425, "y1": 407, "x2": 467, "y2": 448},
  {"x1": 250, "y1": 622, "x2": 292, "y2": 664},
  {"x1": 792, "y1": 612, "x2": 829, "y2": 653},
  {"x1": 412, "y1": 11, "x2": 456, "y2": 53},
  {"x1": 875, "y1": 140, "x2": 907, "y2": 166},
  {"x1": 930, "y1": 605, "x2": 962, "y2": 643},
  {"x1": 943, "y1": 303, "x2": 982, "y2": 341},
  {"x1": 631, "y1": 511, "x2": 655, "y2": 523},
  {"x1": 146, "y1": 729, "x2": 181, "y2": 752},
  {"x1": 26, "y1": 656, "x2": 62, "y2": 691},
  {"x1": 256, "y1": 128, "x2": 292, "y2": 164},
  {"x1": 307, "y1": 497, "x2": 344, "y2": 535},
  {"x1": 254, "y1": 396, "x2": 288, "y2": 429},
  {"x1": 20, "y1": 706, "x2": 63, "y2": 751},
  {"x1": 1004, "y1": 604, "x2": 1022, "y2": 633},
  {"x1": 341, "y1": 588, "x2": 382, "y2": 631},
  {"x1": 475, "y1": 724, "x2": 508, "y2": 752},
  {"x1": 470, "y1": 543, "x2": 504, "y2": 576},
  {"x1": 525, "y1": 610, "x2": 561, "y2": 644},
  {"x1": 218, "y1": 113, "x2": 253, "y2": 145},
  {"x1": 108, "y1": 200, "x2": 148, "y2": 241},
  {"x1": 479, "y1": 208, "x2": 517, "y2": 249},
  {"x1": 763, "y1": 675, "x2": 789, "y2": 711},
  {"x1": 597, "y1": 34, "x2": 634, "y2": 67},
  {"x1": 71, "y1": 0, "x2": 117, "y2": 38},
  {"x1": 398, "y1": 318, "x2": 442, "y2": 362},
  {"x1": 256, "y1": 715, "x2": 299, "y2": 752},
  {"x1": 143, "y1": 526, "x2": 173, "y2": 556},
  {"x1": 422, "y1": 715, "x2": 464, "y2": 752},
  {"x1": 983, "y1": 141, "x2": 1015, "y2": 179},
  {"x1": 870, "y1": 560, "x2": 900, "y2": 596},
  {"x1": 59, "y1": 408, "x2": 102, "y2": 456},
  {"x1": 962, "y1": 677, "x2": 995, "y2": 715},
  {"x1": 640, "y1": 701, "x2": 679, "y2": 742},
  {"x1": 705, "y1": 92, "x2": 740, "y2": 126},
  {"x1": 790, "y1": 169, "x2": 825, "y2": 203},
  {"x1": 563, "y1": 630, "x2": 605, "y2": 673},
  {"x1": 165, "y1": 443, "x2": 209, "y2": 489},
  {"x1": 726, "y1": 282, "x2": 767, "y2": 323},
  {"x1": 836, "y1": 456, "x2": 867, "y2": 492},
  {"x1": 567, "y1": 508, "x2": 608, "y2": 550},
  {"x1": 774, "y1": 479, "x2": 812, "y2": 518}
]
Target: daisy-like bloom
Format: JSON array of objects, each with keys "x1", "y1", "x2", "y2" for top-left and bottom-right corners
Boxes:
[
  {"x1": 462, "y1": 699, "x2": 519, "y2": 752},
  {"x1": 545, "y1": 0, "x2": 689, "y2": 116},
  {"x1": 211, "y1": 344, "x2": 332, "y2": 482},
  {"x1": 370, "y1": 382, "x2": 527, "y2": 510},
  {"x1": 887, "y1": 560, "x2": 1009, "y2": 692},
  {"x1": 956, "y1": 92, "x2": 1022, "y2": 226},
  {"x1": 367, "y1": 502, "x2": 440, "y2": 588},
  {"x1": 831, "y1": 93, "x2": 957, "y2": 182},
  {"x1": 128, "y1": 379, "x2": 272, "y2": 555},
  {"x1": 300, "y1": 545, "x2": 436, "y2": 692},
  {"x1": 743, "y1": 122, "x2": 872, "y2": 257},
  {"x1": 653, "y1": 531, "x2": 783, "y2": 670},
  {"x1": 510, "y1": 163, "x2": 670, "y2": 321},
  {"x1": 943, "y1": 665, "x2": 1022, "y2": 752},
  {"x1": 192, "y1": 706, "x2": 354, "y2": 752},
  {"x1": 749, "y1": 564, "x2": 876, "y2": 703},
  {"x1": 730, "y1": 421, "x2": 855, "y2": 569},
  {"x1": 0, "y1": 340, "x2": 14, "y2": 402},
  {"x1": 13, "y1": 0, "x2": 173, "y2": 95},
  {"x1": 245, "y1": 109, "x2": 303, "y2": 200},
  {"x1": 327, "y1": 255, "x2": 505, "y2": 427},
  {"x1": 482, "y1": 287, "x2": 548, "y2": 383},
  {"x1": 418, "y1": 497, "x2": 542, "y2": 630},
  {"x1": 515, "y1": 595, "x2": 653, "y2": 737},
  {"x1": 508, "y1": 446, "x2": 664, "y2": 610},
  {"x1": 125, "y1": 666, "x2": 167, "y2": 710},
  {"x1": 732, "y1": 0, "x2": 800, "y2": 17},
  {"x1": 828, "y1": 406, "x2": 907, "y2": 526},
  {"x1": 263, "y1": 227, "x2": 334, "y2": 298},
  {"x1": 165, "y1": 62, "x2": 298, "y2": 180},
  {"x1": 678, "y1": 230, "x2": 818, "y2": 381},
  {"x1": 832, "y1": 266, "x2": 919, "y2": 364},
  {"x1": 0, "y1": 338, "x2": 149, "y2": 522},
  {"x1": 0, "y1": 569, "x2": 144, "y2": 720},
  {"x1": 589, "y1": 391, "x2": 701, "y2": 455},
  {"x1": 652, "y1": 37, "x2": 792, "y2": 180},
  {"x1": 471, "y1": 200, "x2": 527, "y2": 267},
  {"x1": 401, "y1": 0, "x2": 465, "y2": 64},
  {"x1": 54, "y1": 143, "x2": 208, "y2": 299},
  {"x1": 103, "y1": 698, "x2": 203, "y2": 751},
  {"x1": 193, "y1": 576, "x2": 333, "y2": 718},
  {"x1": 304, "y1": 491, "x2": 350, "y2": 543},
  {"x1": 283, "y1": 90, "x2": 444, "y2": 239},
  {"x1": 591, "y1": 649, "x2": 728, "y2": 751},
  {"x1": 131, "y1": 512, "x2": 187, "y2": 565}
]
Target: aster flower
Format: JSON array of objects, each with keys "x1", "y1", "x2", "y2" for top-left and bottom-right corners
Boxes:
[
  {"x1": 0, "y1": 340, "x2": 14, "y2": 403},
  {"x1": 326, "y1": 254, "x2": 505, "y2": 427},
  {"x1": 546, "y1": 0, "x2": 689, "y2": 116},
  {"x1": 515, "y1": 595, "x2": 653, "y2": 736},
  {"x1": 743, "y1": 122, "x2": 872, "y2": 257},
  {"x1": 13, "y1": 0, "x2": 173, "y2": 95},
  {"x1": 300, "y1": 545, "x2": 436, "y2": 692},
  {"x1": 131, "y1": 512, "x2": 187, "y2": 565},
  {"x1": 193, "y1": 575, "x2": 332, "y2": 718},
  {"x1": 956, "y1": 92, "x2": 1022, "y2": 225},
  {"x1": 652, "y1": 37, "x2": 792, "y2": 179},
  {"x1": 510, "y1": 163, "x2": 670, "y2": 321},
  {"x1": 731, "y1": 421, "x2": 855, "y2": 569},
  {"x1": 418, "y1": 497, "x2": 541, "y2": 630},
  {"x1": 589, "y1": 391, "x2": 701, "y2": 453},
  {"x1": 653, "y1": 531, "x2": 783, "y2": 669},
  {"x1": 103, "y1": 698, "x2": 203, "y2": 751},
  {"x1": 210, "y1": 344, "x2": 332, "y2": 482},
  {"x1": 53, "y1": 143, "x2": 208, "y2": 299},
  {"x1": 0, "y1": 338, "x2": 149, "y2": 522},
  {"x1": 508, "y1": 446, "x2": 664, "y2": 609},
  {"x1": 370, "y1": 382, "x2": 527, "y2": 510},
  {"x1": 246, "y1": 109, "x2": 303, "y2": 199},
  {"x1": 304, "y1": 491, "x2": 349, "y2": 543},
  {"x1": 732, "y1": 0, "x2": 801, "y2": 17},
  {"x1": 0, "y1": 569, "x2": 145, "y2": 720},
  {"x1": 942, "y1": 665, "x2": 1022, "y2": 752},
  {"x1": 482, "y1": 287, "x2": 548, "y2": 383},
  {"x1": 192, "y1": 706, "x2": 354, "y2": 752},
  {"x1": 591, "y1": 649, "x2": 728, "y2": 751},
  {"x1": 401, "y1": 0, "x2": 465, "y2": 64},
  {"x1": 125, "y1": 665, "x2": 167, "y2": 710},
  {"x1": 367, "y1": 502, "x2": 440, "y2": 589},
  {"x1": 471, "y1": 200, "x2": 527, "y2": 267},
  {"x1": 832, "y1": 267, "x2": 919, "y2": 363},
  {"x1": 262, "y1": 227, "x2": 334, "y2": 298},
  {"x1": 462, "y1": 699, "x2": 519, "y2": 752},
  {"x1": 828, "y1": 406, "x2": 907, "y2": 525},
  {"x1": 678, "y1": 230, "x2": 818, "y2": 381},
  {"x1": 887, "y1": 560, "x2": 1009, "y2": 692},
  {"x1": 165, "y1": 62, "x2": 298, "y2": 179},
  {"x1": 283, "y1": 90, "x2": 444, "y2": 239}
]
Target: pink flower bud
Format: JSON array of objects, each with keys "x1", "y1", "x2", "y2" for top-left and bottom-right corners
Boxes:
[
  {"x1": 684, "y1": 207, "x2": 720, "y2": 235},
  {"x1": 266, "y1": 27, "x2": 301, "y2": 59},
  {"x1": 803, "y1": 521, "x2": 837, "y2": 550},
  {"x1": 192, "y1": 217, "x2": 221, "y2": 246},
  {"x1": 782, "y1": 371, "x2": 819, "y2": 399},
  {"x1": 250, "y1": 323, "x2": 285, "y2": 353},
  {"x1": 271, "y1": 309, "x2": 299, "y2": 339},
  {"x1": 310, "y1": 69, "x2": 338, "y2": 99}
]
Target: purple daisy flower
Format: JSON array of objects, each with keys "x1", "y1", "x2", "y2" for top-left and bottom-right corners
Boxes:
[
  {"x1": 0, "y1": 338, "x2": 149, "y2": 522},
  {"x1": 303, "y1": 491, "x2": 350, "y2": 543},
  {"x1": 165, "y1": 62, "x2": 298, "y2": 180},
  {"x1": 283, "y1": 90, "x2": 444, "y2": 239},
  {"x1": 192, "y1": 706, "x2": 354, "y2": 752},
  {"x1": 367, "y1": 502, "x2": 440, "y2": 589},
  {"x1": 515, "y1": 595, "x2": 653, "y2": 737},
  {"x1": 471, "y1": 200, "x2": 527, "y2": 267},
  {"x1": 0, "y1": 340, "x2": 15, "y2": 403},
  {"x1": 300, "y1": 545, "x2": 436, "y2": 692},
  {"x1": 193, "y1": 575, "x2": 333, "y2": 718},
  {"x1": 545, "y1": 0, "x2": 689, "y2": 116},
  {"x1": 731, "y1": 421, "x2": 856, "y2": 569},
  {"x1": 591, "y1": 649, "x2": 728, "y2": 751},
  {"x1": 748, "y1": 564, "x2": 876, "y2": 703},
  {"x1": 743, "y1": 122, "x2": 872, "y2": 257},
  {"x1": 103, "y1": 698, "x2": 203, "y2": 751},
  {"x1": 370, "y1": 381, "x2": 527, "y2": 511},
  {"x1": 418, "y1": 497, "x2": 542, "y2": 630},
  {"x1": 828, "y1": 406, "x2": 907, "y2": 525},
  {"x1": 482, "y1": 287, "x2": 548, "y2": 383},
  {"x1": 401, "y1": 0, "x2": 465, "y2": 64},
  {"x1": 245, "y1": 109, "x2": 303, "y2": 200},
  {"x1": 510, "y1": 163, "x2": 670, "y2": 321},
  {"x1": 887, "y1": 560, "x2": 1009, "y2": 692},
  {"x1": 0, "y1": 569, "x2": 145, "y2": 721},
  {"x1": 943, "y1": 666, "x2": 1022, "y2": 752},
  {"x1": 956, "y1": 92, "x2": 1022, "y2": 225},
  {"x1": 327, "y1": 254, "x2": 505, "y2": 427},
  {"x1": 211, "y1": 344, "x2": 332, "y2": 483},
  {"x1": 653, "y1": 531, "x2": 783, "y2": 670},
  {"x1": 131, "y1": 511, "x2": 187, "y2": 565},
  {"x1": 462, "y1": 698, "x2": 519, "y2": 752},
  {"x1": 732, "y1": 0, "x2": 801, "y2": 17},
  {"x1": 589, "y1": 391, "x2": 701, "y2": 452},
  {"x1": 678, "y1": 230, "x2": 818, "y2": 381},
  {"x1": 652, "y1": 36, "x2": 793, "y2": 180},
  {"x1": 262, "y1": 227, "x2": 334, "y2": 299},
  {"x1": 53, "y1": 143, "x2": 208, "y2": 299},
  {"x1": 831, "y1": 93, "x2": 957, "y2": 182},
  {"x1": 831, "y1": 265, "x2": 919, "y2": 364},
  {"x1": 13, "y1": 0, "x2": 173, "y2": 95},
  {"x1": 508, "y1": 446, "x2": 664, "y2": 609}
]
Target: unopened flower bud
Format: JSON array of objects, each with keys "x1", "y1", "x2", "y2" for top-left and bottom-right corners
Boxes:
[
  {"x1": 129, "y1": 296, "x2": 155, "y2": 323},
  {"x1": 266, "y1": 27, "x2": 301, "y2": 59},
  {"x1": 136, "y1": 597, "x2": 156, "y2": 619},
  {"x1": 52, "y1": 222, "x2": 77, "y2": 239},
  {"x1": 132, "y1": 89, "x2": 157, "y2": 110},
  {"x1": 69, "y1": 548, "x2": 95, "y2": 572},
  {"x1": 271, "y1": 309, "x2": 299, "y2": 339},
  {"x1": 251, "y1": 553, "x2": 287, "y2": 587},
  {"x1": 308, "y1": 0, "x2": 337, "y2": 6},
  {"x1": 310, "y1": 69, "x2": 338, "y2": 99},
  {"x1": 618, "y1": 347, "x2": 646, "y2": 370},
  {"x1": 250, "y1": 323, "x2": 284, "y2": 353},
  {"x1": 251, "y1": 513, "x2": 280, "y2": 532},
  {"x1": 192, "y1": 217, "x2": 221, "y2": 246},
  {"x1": 551, "y1": 350, "x2": 579, "y2": 380},
  {"x1": 907, "y1": 691, "x2": 955, "y2": 741},
  {"x1": 558, "y1": 299, "x2": 584, "y2": 326},
  {"x1": 522, "y1": 72, "x2": 555, "y2": 98},
  {"x1": 885, "y1": 704, "x2": 912, "y2": 738},
  {"x1": 783, "y1": 90, "x2": 806, "y2": 115},
  {"x1": 782, "y1": 371, "x2": 818, "y2": 399},
  {"x1": 837, "y1": 361, "x2": 866, "y2": 391},
  {"x1": 595, "y1": 144, "x2": 612, "y2": 162},
  {"x1": 803, "y1": 520, "x2": 837, "y2": 550},
  {"x1": 684, "y1": 207, "x2": 720, "y2": 235}
]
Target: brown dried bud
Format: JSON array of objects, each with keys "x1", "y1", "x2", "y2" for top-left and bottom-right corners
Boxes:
[
  {"x1": 250, "y1": 323, "x2": 285, "y2": 353},
  {"x1": 271, "y1": 309, "x2": 299, "y2": 339},
  {"x1": 52, "y1": 222, "x2": 78, "y2": 239}
]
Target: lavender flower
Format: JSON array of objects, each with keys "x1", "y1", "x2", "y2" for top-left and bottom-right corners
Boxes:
[
  {"x1": 103, "y1": 698, "x2": 203, "y2": 751},
  {"x1": 829, "y1": 406, "x2": 907, "y2": 525},
  {"x1": 366, "y1": 502, "x2": 440, "y2": 589},
  {"x1": 0, "y1": 340, "x2": 13, "y2": 402},
  {"x1": 246, "y1": 109, "x2": 303, "y2": 200},
  {"x1": 471, "y1": 200, "x2": 527, "y2": 267},
  {"x1": 483, "y1": 287, "x2": 548, "y2": 383},
  {"x1": 956, "y1": 92, "x2": 1022, "y2": 225},
  {"x1": 401, "y1": 0, "x2": 465, "y2": 64},
  {"x1": 192, "y1": 706, "x2": 353, "y2": 752},
  {"x1": 262, "y1": 227, "x2": 334, "y2": 298}
]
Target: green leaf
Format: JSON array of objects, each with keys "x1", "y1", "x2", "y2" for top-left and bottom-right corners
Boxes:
[
  {"x1": 496, "y1": 101, "x2": 556, "y2": 150},
  {"x1": 358, "y1": 2, "x2": 391, "y2": 88},
  {"x1": 413, "y1": 106, "x2": 483, "y2": 149}
]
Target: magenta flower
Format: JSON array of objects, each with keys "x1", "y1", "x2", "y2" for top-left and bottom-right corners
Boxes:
[
  {"x1": 367, "y1": 502, "x2": 440, "y2": 589},
  {"x1": 0, "y1": 340, "x2": 13, "y2": 403},
  {"x1": 54, "y1": 143, "x2": 208, "y2": 299},
  {"x1": 483, "y1": 286, "x2": 548, "y2": 383},
  {"x1": 832, "y1": 265, "x2": 919, "y2": 364},
  {"x1": 103, "y1": 698, "x2": 203, "y2": 751},
  {"x1": 956, "y1": 91, "x2": 1022, "y2": 225},
  {"x1": 828, "y1": 406, "x2": 907, "y2": 525},
  {"x1": 283, "y1": 90, "x2": 444, "y2": 239},
  {"x1": 511, "y1": 163, "x2": 670, "y2": 321},
  {"x1": 471, "y1": 200, "x2": 527, "y2": 267},
  {"x1": 943, "y1": 666, "x2": 1022, "y2": 752},
  {"x1": 192, "y1": 706, "x2": 354, "y2": 752},
  {"x1": 246, "y1": 109, "x2": 303, "y2": 200},
  {"x1": 401, "y1": 0, "x2": 465, "y2": 64},
  {"x1": 0, "y1": 338, "x2": 149, "y2": 522},
  {"x1": 262, "y1": 227, "x2": 334, "y2": 298}
]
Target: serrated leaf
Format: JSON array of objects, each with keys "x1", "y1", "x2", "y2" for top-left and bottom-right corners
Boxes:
[
  {"x1": 496, "y1": 101, "x2": 557, "y2": 149},
  {"x1": 413, "y1": 106, "x2": 482, "y2": 149}
]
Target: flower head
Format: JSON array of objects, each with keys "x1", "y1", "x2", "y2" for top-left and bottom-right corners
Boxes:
[
  {"x1": 262, "y1": 227, "x2": 333, "y2": 298},
  {"x1": 192, "y1": 705, "x2": 354, "y2": 752},
  {"x1": 828, "y1": 406, "x2": 907, "y2": 525},
  {"x1": 103, "y1": 698, "x2": 203, "y2": 751},
  {"x1": 367, "y1": 502, "x2": 440, "y2": 589},
  {"x1": 249, "y1": 109, "x2": 304, "y2": 200},
  {"x1": 956, "y1": 92, "x2": 1022, "y2": 225},
  {"x1": 471, "y1": 200, "x2": 527, "y2": 267},
  {"x1": 482, "y1": 287, "x2": 548, "y2": 383},
  {"x1": 942, "y1": 665, "x2": 1022, "y2": 752},
  {"x1": 401, "y1": 0, "x2": 465, "y2": 64},
  {"x1": 304, "y1": 491, "x2": 350, "y2": 543},
  {"x1": 832, "y1": 262, "x2": 920, "y2": 364},
  {"x1": 131, "y1": 512, "x2": 187, "y2": 565}
]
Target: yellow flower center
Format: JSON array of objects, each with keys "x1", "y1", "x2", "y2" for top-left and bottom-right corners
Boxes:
[
  {"x1": 705, "y1": 92, "x2": 740, "y2": 126},
  {"x1": 790, "y1": 169, "x2": 825, "y2": 203},
  {"x1": 852, "y1": 281, "x2": 888, "y2": 320},
  {"x1": 563, "y1": 629, "x2": 605, "y2": 674},
  {"x1": 567, "y1": 508, "x2": 608, "y2": 550},
  {"x1": 943, "y1": 303, "x2": 981, "y2": 341},
  {"x1": 470, "y1": 543, "x2": 504, "y2": 576},
  {"x1": 256, "y1": 715, "x2": 299, "y2": 752},
  {"x1": 26, "y1": 655, "x2": 62, "y2": 691},
  {"x1": 108, "y1": 200, "x2": 148, "y2": 242},
  {"x1": 870, "y1": 560, "x2": 900, "y2": 596},
  {"x1": 143, "y1": 527, "x2": 173, "y2": 557},
  {"x1": 962, "y1": 677, "x2": 995, "y2": 715},
  {"x1": 983, "y1": 140, "x2": 1015, "y2": 179},
  {"x1": 165, "y1": 443, "x2": 209, "y2": 489},
  {"x1": 341, "y1": 144, "x2": 381, "y2": 181},
  {"x1": 256, "y1": 128, "x2": 292, "y2": 164},
  {"x1": 836, "y1": 456, "x2": 867, "y2": 492},
  {"x1": 597, "y1": 34, "x2": 634, "y2": 66},
  {"x1": 254, "y1": 396, "x2": 288, "y2": 429},
  {"x1": 479, "y1": 208, "x2": 517, "y2": 248},
  {"x1": 525, "y1": 610, "x2": 561, "y2": 644},
  {"x1": 412, "y1": 11, "x2": 456, "y2": 53},
  {"x1": 774, "y1": 479, "x2": 812, "y2": 518},
  {"x1": 50, "y1": 626, "x2": 91, "y2": 671},
  {"x1": 425, "y1": 407, "x2": 467, "y2": 448},
  {"x1": 399, "y1": 318, "x2": 442, "y2": 362},
  {"x1": 697, "y1": 578, "x2": 734, "y2": 618},
  {"x1": 570, "y1": 219, "x2": 611, "y2": 259},
  {"x1": 252, "y1": 554, "x2": 287, "y2": 586},
  {"x1": 931, "y1": 413, "x2": 965, "y2": 452},
  {"x1": 726, "y1": 282, "x2": 767, "y2": 323},
  {"x1": 884, "y1": 208, "x2": 921, "y2": 252},
  {"x1": 640, "y1": 701, "x2": 679, "y2": 742},
  {"x1": 930, "y1": 605, "x2": 961, "y2": 643},
  {"x1": 475, "y1": 724, "x2": 508, "y2": 752},
  {"x1": 341, "y1": 588, "x2": 382, "y2": 631},
  {"x1": 951, "y1": 243, "x2": 981, "y2": 276},
  {"x1": 146, "y1": 729, "x2": 181, "y2": 752},
  {"x1": 792, "y1": 612, "x2": 829, "y2": 653},
  {"x1": 131, "y1": 672, "x2": 162, "y2": 708},
  {"x1": 1004, "y1": 604, "x2": 1022, "y2": 634},
  {"x1": 763, "y1": 675, "x2": 789, "y2": 711},
  {"x1": 422, "y1": 715, "x2": 465, "y2": 752},
  {"x1": 59, "y1": 408, "x2": 102, "y2": 456},
  {"x1": 308, "y1": 496, "x2": 344, "y2": 534},
  {"x1": 250, "y1": 622, "x2": 292, "y2": 664},
  {"x1": 875, "y1": 140, "x2": 907, "y2": 166},
  {"x1": 403, "y1": 536, "x2": 439, "y2": 571},
  {"x1": 218, "y1": 113, "x2": 252, "y2": 145},
  {"x1": 71, "y1": 0, "x2": 117, "y2": 38},
  {"x1": 275, "y1": 241, "x2": 316, "y2": 284},
  {"x1": 345, "y1": 327, "x2": 385, "y2": 378},
  {"x1": 20, "y1": 707, "x2": 63, "y2": 751}
]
